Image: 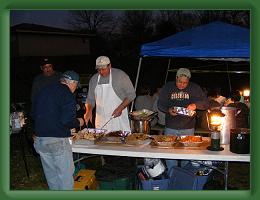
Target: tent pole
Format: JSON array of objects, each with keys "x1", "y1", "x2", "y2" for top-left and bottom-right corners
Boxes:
[
  {"x1": 226, "y1": 62, "x2": 232, "y2": 94},
  {"x1": 165, "y1": 58, "x2": 171, "y2": 84},
  {"x1": 130, "y1": 57, "x2": 143, "y2": 112}
]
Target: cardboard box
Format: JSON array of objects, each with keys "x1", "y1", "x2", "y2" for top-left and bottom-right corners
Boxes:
[{"x1": 74, "y1": 169, "x2": 97, "y2": 190}]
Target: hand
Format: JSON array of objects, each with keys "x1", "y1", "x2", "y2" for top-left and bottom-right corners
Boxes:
[
  {"x1": 168, "y1": 107, "x2": 177, "y2": 116},
  {"x1": 77, "y1": 118, "x2": 85, "y2": 127},
  {"x1": 70, "y1": 128, "x2": 76, "y2": 133},
  {"x1": 84, "y1": 111, "x2": 92, "y2": 125},
  {"x1": 112, "y1": 106, "x2": 123, "y2": 118},
  {"x1": 187, "y1": 103, "x2": 196, "y2": 111},
  {"x1": 32, "y1": 133, "x2": 36, "y2": 142}
]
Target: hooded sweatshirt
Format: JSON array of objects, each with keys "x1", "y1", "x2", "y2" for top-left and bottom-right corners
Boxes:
[{"x1": 158, "y1": 81, "x2": 209, "y2": 130}]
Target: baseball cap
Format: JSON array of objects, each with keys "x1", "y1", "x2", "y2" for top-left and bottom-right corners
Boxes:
[
  {"x1": 62, "y1": 70, "x2": 81, "y2": 88},
  {"x1": 176, "y1": 68, "x2": 191, "y2": 78},
  {"x1": 95, "y1": 56, "x2": 110, "y2": 69},
  {"x1": 40, "y1": 57, "x2": 53, "y2": 68}
]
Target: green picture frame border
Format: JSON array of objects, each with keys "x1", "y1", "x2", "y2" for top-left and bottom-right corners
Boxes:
[{"x1": 1, "y1": 0, "x2": 258, "y2": 200}]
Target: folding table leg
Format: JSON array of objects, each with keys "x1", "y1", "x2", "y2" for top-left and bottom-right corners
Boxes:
[
  {"x1": 19, "y1": 129, "x2": 30, "y2": 178},
  {"x1": 224, "y1": 161, "x2": 228, "y2": 190}
]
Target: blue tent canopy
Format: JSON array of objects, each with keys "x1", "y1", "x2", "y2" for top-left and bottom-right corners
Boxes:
[
  {"x1": 140, "y1": 21, "x2": 250, "y2": 58},
  {"x1": 131, "y1": 21, "x2": 250, "y2": 111}
]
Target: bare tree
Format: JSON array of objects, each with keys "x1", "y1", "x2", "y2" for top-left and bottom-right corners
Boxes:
[
  {"x1": 154, "y1": 11, "x2": 179, "y2": 38},
  {"x1": 194, "y1": 10, "x2": 249, "y2": 27},
  {"x1": 116, "y1": 10, "x2": 155, "y2": 56},
  {"x1": 120, "y1": 10, "x2": 154, "y2": 43},
  {"x1": 68, "y1": 10, "x2": 115, "y2": 34},
  {"x1": 155, "y1": 10, "x2": 201, "y2": 38}
]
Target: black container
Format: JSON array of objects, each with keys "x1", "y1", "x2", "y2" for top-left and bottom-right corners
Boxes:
[{"x1": 230, "y1": 128, "x2": 250, "y2": 154}]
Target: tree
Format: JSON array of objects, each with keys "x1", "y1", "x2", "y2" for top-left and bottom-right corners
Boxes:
[
  {"x1": 119, "y1": 10, "x2": 154, "y2": 55},
  {"x1": 67, "y1": 10, "x2": 121, "y2": 55},
  {"x1": 154, "y1": 11, "x2": 179, "y2": 39},
  {"x1": 194, "y1": 10, "x2": 249, "y2": 27},
  {"x1": 68, "y1": 10, "x2": 115, "y2": 34}
]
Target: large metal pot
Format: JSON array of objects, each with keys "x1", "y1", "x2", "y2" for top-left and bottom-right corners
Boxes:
[
  {"x1": 230, "y1": 128, "x2": 250, "y2": 154},
  {"x1": 130, "y1": 119, "x2": 151, "y2": 134},
  {"x1": 129, "y1": 112, "x2": 157, "y2": 134},
  {"x1": 220, "y1": 107, "x2": 237, "y2": 144}
]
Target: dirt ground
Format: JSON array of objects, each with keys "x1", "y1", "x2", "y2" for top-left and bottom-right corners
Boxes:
[{"x1": 10, "y1": 128, "x2": 250, "y2": 190}]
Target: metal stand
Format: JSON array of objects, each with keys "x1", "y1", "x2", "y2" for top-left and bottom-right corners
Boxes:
[
  {"x1": 12, "y1": 127, "x2": 30, "y2": 178},
  {"x1": 19, "y1": 128, "x2": 30, "y2": 178},
  {"x1": 224, "y1": 161, "x2": 228, "y2": 190},
  {"x1": 73, "y1": 154, "x2": 100, "y2": 165}
]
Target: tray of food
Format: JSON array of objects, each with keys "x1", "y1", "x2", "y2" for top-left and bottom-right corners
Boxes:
[
  {"x1": 172, "y1": 106, "x2": 196, "y2": 117},
  {"x1": 95, "y1": 131, "x2": 130, "y2": 145},
  {"x1": 105, "y1": 130, "x2": 130, "y2": 137},
  {"x1": 151, "y1": 135, "x2": 177, "y2": 148},
  {"x1": 72, "y1": 128, "x2": 107, "y2": 145},
  {"x1": 176, "y1": 135, "x2": 203, "y2": 147},
  {"x1": 124, "y1": 133, "x2": 151, "y2": 146}
]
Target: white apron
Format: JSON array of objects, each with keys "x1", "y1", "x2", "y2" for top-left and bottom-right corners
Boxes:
[{"x1": 95, "y1": 71, "x2": 131, "y2": 132}]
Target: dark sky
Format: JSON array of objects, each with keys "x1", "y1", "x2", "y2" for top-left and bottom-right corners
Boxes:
[{"x1": 10, "y1": 10, "x2": 71, "y2": 29}]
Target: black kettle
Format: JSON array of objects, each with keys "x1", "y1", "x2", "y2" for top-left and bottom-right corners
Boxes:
[{"x1": 230, "y1": 128, "x2": 250, "y2": 154}]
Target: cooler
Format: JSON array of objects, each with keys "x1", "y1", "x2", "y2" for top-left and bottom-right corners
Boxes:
[{"x1": 74, "y1": 169, "x2": 97, "y2": 190}]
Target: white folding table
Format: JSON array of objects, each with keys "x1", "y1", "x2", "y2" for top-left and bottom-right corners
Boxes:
[{"x1": 72, "y1": 141, "x2": 250, "y2": 190}]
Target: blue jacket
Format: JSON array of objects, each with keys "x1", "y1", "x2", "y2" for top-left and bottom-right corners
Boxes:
[{"x1": 31, "y1": 82, "x2": 80, "y2": 137}]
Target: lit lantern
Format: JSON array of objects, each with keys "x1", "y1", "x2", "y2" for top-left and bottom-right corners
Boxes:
[
  {"x1": 206, "y1": 109, "x2": 225, "y2": 151},
  {"x1": 243, "y1": 89, "x2": 250, "y2": 97}
]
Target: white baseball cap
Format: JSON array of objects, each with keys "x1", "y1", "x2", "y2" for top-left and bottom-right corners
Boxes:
[
  {"x1": 96, "y1": 56, "x2": 110, "y2": 69},
  {"x1": 176, "y1": 68, "x2": 191, "y2": 78}
]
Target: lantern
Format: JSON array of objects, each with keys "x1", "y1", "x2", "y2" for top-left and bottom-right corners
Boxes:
[{"x1": 206, "y1": 109, "x2": 225, "y2": 151}]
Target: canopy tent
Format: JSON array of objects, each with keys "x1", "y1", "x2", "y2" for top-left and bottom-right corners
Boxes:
[
  {"x1": 140, "y1": 21, "x2": 249, "y2": 58},
  {"x1": 131, "y1": 21, "x2": 250, "y2": 111}
]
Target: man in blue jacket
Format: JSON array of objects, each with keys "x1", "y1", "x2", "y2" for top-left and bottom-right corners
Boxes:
[{"x1": 31, "y1": 70, "x2": 84, "y2": 190}]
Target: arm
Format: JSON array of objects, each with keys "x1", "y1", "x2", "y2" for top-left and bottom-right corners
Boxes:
[
  {"x1": 84, "y1": 76, "x2": 96, "y2": 124},
  {"x1": 84, "y1": 103, "x2": 93, "y2": 124},
  {"x1": 112, "y1": 98, "x2": 131, "y2": 118},
  {"x1": 115, "y1": 69, "x2": 136, "y2": 102},
  {"x1": 111, "y1": 69, "x2": 136, "y2": 118},
  {"x1": 60, "y1": 92, "x2": 82, "y2": 129}
]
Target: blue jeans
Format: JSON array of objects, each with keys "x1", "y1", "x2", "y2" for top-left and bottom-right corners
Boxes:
[
  {"x1": 164, "y1": 128, "x2": 194, "y2": 173},
  {"x1": 34, "y1": 137, "x2": 75, "y2": 190}
]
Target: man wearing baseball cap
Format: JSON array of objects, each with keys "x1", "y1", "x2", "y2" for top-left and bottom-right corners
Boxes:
[
  {"x1": 31, "y1": 57, "x2": 62, "y2": 104},
  {"x1": 84, "y1": 56, "x2": 136, "y2": 132},
  {"x1": 158, "y1": 68, "x2": 209, "y2": 171},
  {"x1": 31, "y1": 70, "x2": 84, "y2": 190},
  {"x1": 30, "y1": 58, "x2": 63, "y2": 157}
]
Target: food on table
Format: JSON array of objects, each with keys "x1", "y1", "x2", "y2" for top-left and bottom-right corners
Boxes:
[
  {"x1": 178, "y1": 135, "x2": 203, "y2": 143},
  {"x1": 124, "y1": 133, "x2": 150, "y2": 145},
  {"x1": 125, "y1": 133, "x2": 149, "y2": 141},
  {"x1": 153, "y1": 135, "x2": 177, "y2": 143},
  {"x1": 72, "y1": 128, "x2": 106, "y2": 141},
  {"x1": 83, "y1": 132, "x2": 97, "y2": 140},
  {"x1": 105, "y1": 131, "x2": 123, "y2": 137},
  {"x1": 151, "y1": 135, "x2": 177, "y2": 147}
]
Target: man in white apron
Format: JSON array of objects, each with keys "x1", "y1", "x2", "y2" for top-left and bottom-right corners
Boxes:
[{"x1": 84, "y1": 56, "x2": 136, "y2": 132}]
